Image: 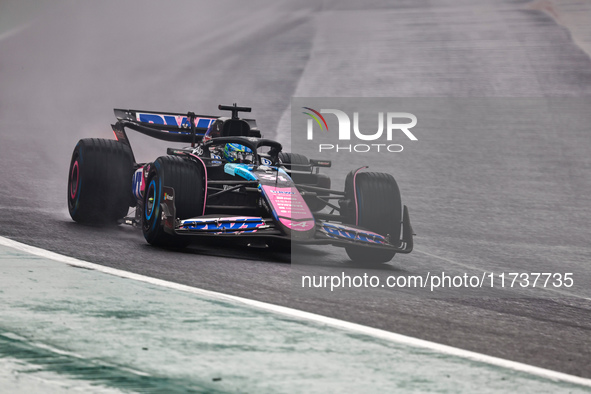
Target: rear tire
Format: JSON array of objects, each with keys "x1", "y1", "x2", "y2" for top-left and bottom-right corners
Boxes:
[
  {"x1": 142, "y1": 156, "x2": 204, "y2": 247},
  {"x1": 67, "y1": 138, "x2": 134, "y2": 225},
  {"x1": 344, "y1": 172, "x2": 402, "y2": 264},
  {"x1": 278, "y1": 152, "x2": 309, "y2": 170}
]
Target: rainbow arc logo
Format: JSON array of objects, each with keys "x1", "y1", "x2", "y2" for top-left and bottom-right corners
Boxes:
[{"x1": 302, "y1": 107, "x2": 328, "y2": 132}]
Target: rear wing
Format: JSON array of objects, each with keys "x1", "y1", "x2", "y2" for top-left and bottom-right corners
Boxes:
[{"x1": 112, "y1": 108, "x2": 219, "y2": 145}]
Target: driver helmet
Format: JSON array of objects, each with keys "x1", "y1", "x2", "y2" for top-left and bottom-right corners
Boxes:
[{"x1": 223, "y1": 143, "x2": 253, "y2": 163}]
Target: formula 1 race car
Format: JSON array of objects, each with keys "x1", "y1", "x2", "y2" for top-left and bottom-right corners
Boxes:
[{"x1": 67, "y1": 104, "x2": 413, "y2": 263}]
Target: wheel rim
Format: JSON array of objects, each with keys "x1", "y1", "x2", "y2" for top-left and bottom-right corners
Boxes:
[
  {"x1": 145, "y1": 179, "x2": 156, "y2": 220},
  {"x1": 70, "y1": 160, "x2": 79, "y2": 199}
]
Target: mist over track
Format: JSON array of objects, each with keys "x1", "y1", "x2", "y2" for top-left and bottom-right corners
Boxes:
[{"x1": 1, "y1": 0, "x2": 591, "y2": 377}]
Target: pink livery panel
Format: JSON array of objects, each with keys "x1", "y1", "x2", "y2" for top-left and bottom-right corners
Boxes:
[{"x1": 261, "y1": 185, "x2": 315, "y2": 232}]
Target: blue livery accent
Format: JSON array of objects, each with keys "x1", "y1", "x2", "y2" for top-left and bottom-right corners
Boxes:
[
  {"x1": 197, "y1": 119, "x2": 211, "y2": 128},
  {"x1": 145, "y1": 179, "x2": 156, "y2": 221},
  {"x1": 321, "y1": 223, "x2": 387, "y2": 245},
  {"x1": 132, "y1": 169, "x2": 143, "y2": 200},
  {"x1": 180, "y1": 217, "x2": 265, "y2": 233},
  {"x1": 234, "y1": 166, "x2": 257, "y2": 181},
  {"x1": 139, "y1": 113, "x2": 164, "y2": 125},
  {"x1": 224, "y1": 163, "x2": 238, "y2": 176},
  {"x1": 138, "y1": 113, "x2": 215, "y2": 130},
  {"x1": 224, "y1": 163, "x2": 257, "y2": 181},
  {"x1": 278, "y1": 168, "x2": 290, "y2": 178}
]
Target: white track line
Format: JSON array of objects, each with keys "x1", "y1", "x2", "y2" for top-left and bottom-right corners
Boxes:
[{"x1": 1, "y1": 236, "x2": 590, "y2": 388}]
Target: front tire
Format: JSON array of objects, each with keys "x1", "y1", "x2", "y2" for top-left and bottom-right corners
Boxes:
[
  {"x1": 142, "y1": 156, "x2": 204, "y2": 247},
  {"x1": 344, "y1": 171, "x2": 402, "y2": 264},
  {"x1": 67, "y1": 138, "x2": 134, "y2": 225}
]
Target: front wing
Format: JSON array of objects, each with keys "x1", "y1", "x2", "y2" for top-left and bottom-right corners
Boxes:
[{"x1": 159, "y1": 186, "x2": 413, "y2": 253}]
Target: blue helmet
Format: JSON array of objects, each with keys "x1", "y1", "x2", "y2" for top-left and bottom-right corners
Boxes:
[{"x1": 223, "y1": 143, "x2": 253, "y2": 163}]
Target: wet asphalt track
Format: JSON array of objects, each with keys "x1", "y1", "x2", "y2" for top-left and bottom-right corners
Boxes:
[{"x1": 1, "y1": 0, "x2": 591, "y2": 379}]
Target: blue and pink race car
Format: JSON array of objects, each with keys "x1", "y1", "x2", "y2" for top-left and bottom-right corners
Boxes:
[{"x1": 67, "y1": 104, "x2": 413, "y2": 263}]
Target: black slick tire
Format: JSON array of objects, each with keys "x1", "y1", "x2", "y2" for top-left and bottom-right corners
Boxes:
[
  {"x1": 142, "y1": 156, "x2": 204, "y2": 248},
  {"x1": 344, "y1": 172, "x2": 402, "y2": 264},
  {"x1": 67, "y1": 138, "x2": 134, "y2": 225}
]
